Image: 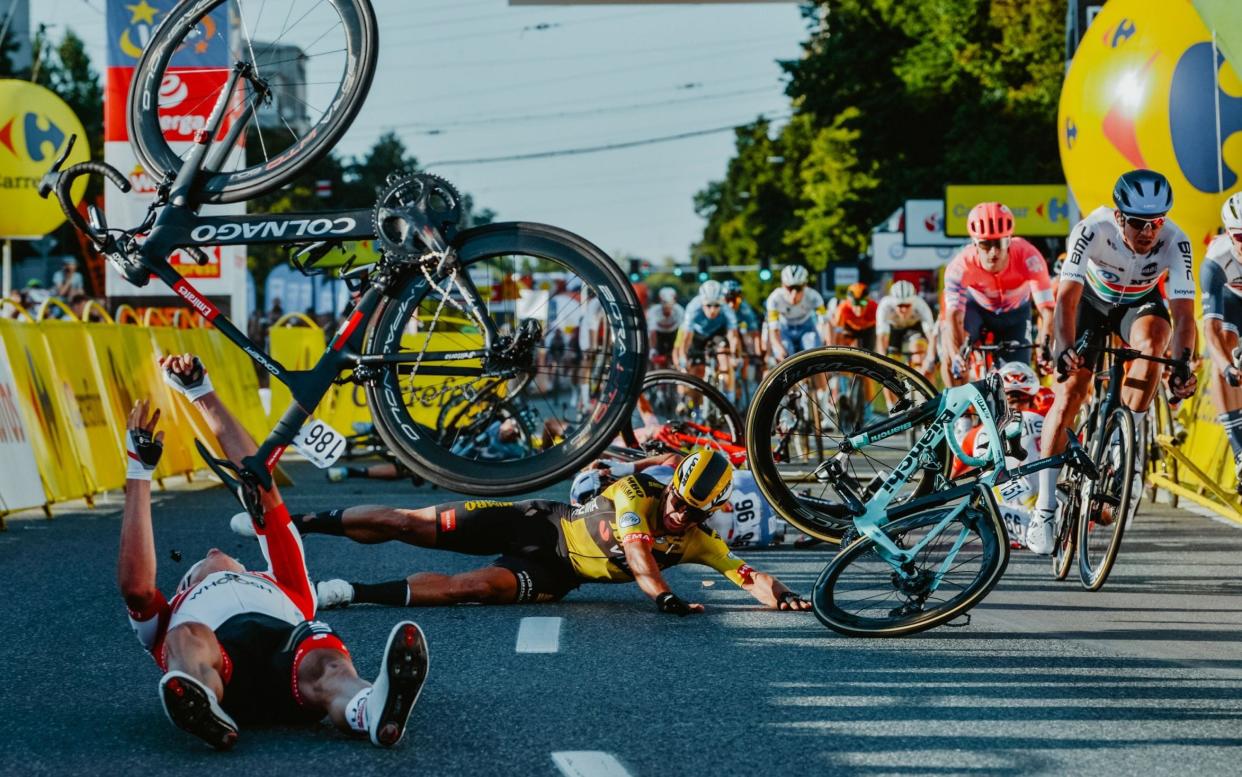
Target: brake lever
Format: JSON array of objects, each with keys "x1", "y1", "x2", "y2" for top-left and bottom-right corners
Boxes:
[{"x1": 36, "y1": 134, "x2": 78, "y2": 199}]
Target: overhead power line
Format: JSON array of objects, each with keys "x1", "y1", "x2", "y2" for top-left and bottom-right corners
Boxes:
[{"x1": 425, "y1": 113, "x2": 791, "y2": 167}]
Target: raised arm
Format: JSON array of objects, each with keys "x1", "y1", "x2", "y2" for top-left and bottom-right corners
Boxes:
[{"x1": 118, "y1": 400, "x2": 171, "y2": 648}]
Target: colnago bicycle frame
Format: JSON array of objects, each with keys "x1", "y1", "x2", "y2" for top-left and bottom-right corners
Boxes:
[
  {"x1": 820, "y1": 379, "x2": 1080, "y2": 581},
  {"x1": 122, "y1": 64, "x2": 504, "y2": 488}
]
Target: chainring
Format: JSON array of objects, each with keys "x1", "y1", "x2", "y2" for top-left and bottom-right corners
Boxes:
[{"x1": 372, "y1": 172, "x2": 464, "y2": 260}]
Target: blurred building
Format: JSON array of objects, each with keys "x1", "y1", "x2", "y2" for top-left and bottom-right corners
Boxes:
[
  {"x1": 252, "y1": 41, "x2": 309, "y2": 137},
  {"x1": 0, "y1": 0, "x2": 31, "y2": 73}
]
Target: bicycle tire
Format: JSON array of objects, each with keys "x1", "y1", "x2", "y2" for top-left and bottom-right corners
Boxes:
[
  {"x1": 746, "y1": 347, "x2": 944, "y2": 544},
  {"x1": 128, "y1": 0, "x2": 378, "y2": 203},
  {"x1": 1077, "y1": 407, "x2": 1135, "y2": 591},
  {"x1": 1051, "y1": 476, "x2": 1078, "y2": 581},
  {"x1": 620, "y1": 369, "x2": 745, "y2": 449},
  {"x1": 811, "y1": 495, "x2": 1009, "y2": 637},
  {"x1": 364, "y1": 221, "x2": 645, "y2": 495},
  {"x1": 1143, "y1": 394, "x2": 1180, "y2": 509}
]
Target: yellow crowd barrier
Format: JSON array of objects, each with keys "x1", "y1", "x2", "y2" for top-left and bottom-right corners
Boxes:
[{"x1": 0, "y1": 302, "x2": 269, "y2": 521}]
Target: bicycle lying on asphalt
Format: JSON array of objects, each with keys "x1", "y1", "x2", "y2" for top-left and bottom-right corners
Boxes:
[
  {"x1": 747, "y1": 347, "x2": 1099, "y2": 636},
  {"x1": 38, "y1": 0, "x2": 646, "y2": 512}
]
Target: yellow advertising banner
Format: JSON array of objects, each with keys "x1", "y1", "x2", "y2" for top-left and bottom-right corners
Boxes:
[
  {"x1": 944, "y1": 185, "x2": 1079, "y2": 237},
  {"x1": 38, "y1": 319, "x2": 126, "y2": 492},
  {"x1": 0, "y1": 320, "x2": 90, "y2": 502}
]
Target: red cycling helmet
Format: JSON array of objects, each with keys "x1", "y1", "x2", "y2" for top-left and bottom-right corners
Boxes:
[{"x1": 967, "y1": 202, "x2": 1015, "y2": 240}]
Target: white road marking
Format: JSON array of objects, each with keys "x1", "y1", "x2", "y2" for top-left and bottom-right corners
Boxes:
[
  {"x1": 515, "y1": 616, "x2": 562, "y2": 653},
  {"x1": 552, "y1": 751, "x2": 632, "y2": 777}
]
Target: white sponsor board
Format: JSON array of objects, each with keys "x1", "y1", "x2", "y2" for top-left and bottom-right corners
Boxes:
[
  {"x1": 904, "y1": 199, "x2": 962, "y2": 247},
  {"x1": 871, "y1": 231, "x2": 962, "y2": 271},
  {"x1": 102, "y1": 142, "x2": 249, "y2": 321},
  {"x1": 0, "y1": 345, "x2": 47, "y2": 513}
]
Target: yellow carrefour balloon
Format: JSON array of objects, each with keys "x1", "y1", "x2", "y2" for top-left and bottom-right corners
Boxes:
[
  {"x1": 1059, "y1": 0, "x2": 1242, "y2": 255},
  {"x1": 0, "y1": 80, "x2": 89, "y2": 239}
]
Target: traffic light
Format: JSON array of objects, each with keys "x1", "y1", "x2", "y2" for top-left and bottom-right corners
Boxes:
[
  {"x1": 629, "y1": 258, "x2": 642, "y2": 283},
  {"x1": 697, "y1": 255, "x2": 710, "y2": 282},
  {"x1": 758, "y1": 256, "x2": 773, "y2": 282}
]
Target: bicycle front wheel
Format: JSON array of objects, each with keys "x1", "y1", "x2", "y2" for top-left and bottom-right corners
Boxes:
[
  {"x1": 621, "y1": 369, "x2": 744, "y2": 451},
  {"x1": 129, "y1": 0, "x2": 378, "y2": 203},
  {"x1": 1077, "y1": 407, "x2": 1136, "y2": 590},
  {"x1": 364, "y1": 222, "x2": 645, "y2": 495},
  {"x1": 747, "y1": 347, "x2": 944, "y2": 544},
  {"x1": 811, "y1": 498, "x2": 1009, "y2": 637}
]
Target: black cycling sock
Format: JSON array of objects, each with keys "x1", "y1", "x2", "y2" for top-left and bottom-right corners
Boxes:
[
  {"x1": 1220, "y1": 410, "x2": 1242, "y2": 466},
  {"x1": 346, "y1": 467, "x2": 370, "y2": 479},
  {"x1": 292, "y1": 509, "x2": 345, "y2": 536},
  {"x1": 352, "y1": 580, "x2": 410, "y2": 607}
]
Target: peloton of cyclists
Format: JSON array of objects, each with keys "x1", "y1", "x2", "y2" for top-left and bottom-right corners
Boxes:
[
  {"x1": 646, "y1": 286, "x2": 684, "y2": 369},
  {"x1": 940, "y1": 201, "x2": 1055, "y2": 391},
  {"x1": 674, "y1": 280, "x2": 743, "y2": 398},
  {"x1": 1200, "y1": 191, "x2": 1242, "y2": 493},
  {"x1": 1031, "y1": 169, "x2": 1198, "y2": 554}
]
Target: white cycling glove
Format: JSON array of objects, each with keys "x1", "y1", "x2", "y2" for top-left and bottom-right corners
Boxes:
[
  {"x1": 163, "y1": 356, "x2": 214, "y2": 401},
  {"x1": 607, "y1": 461, "x2": 635, "y2": 478},
  {"x1": 126, "y1": 426, "x2": 164, "y2": 481}
]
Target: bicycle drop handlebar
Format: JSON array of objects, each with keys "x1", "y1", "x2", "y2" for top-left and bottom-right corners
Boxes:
[
  {"x1": 37, "y1": 134, "x2": 211, "y2": 267},
  {"x1": 1055, "y1": 328, "x2": 1192, "y2": 385}
]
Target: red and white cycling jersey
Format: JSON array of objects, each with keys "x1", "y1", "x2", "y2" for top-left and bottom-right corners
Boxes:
[
  {"x1": 126, "y1": 503, "x2": 316, "y2": 669},
  {"x1": 1062, "y1": 206, "x2": 1195, "y2": 305},
  {"x1": 943, "y1": 237, "x2": 1054, "y2": 315}
]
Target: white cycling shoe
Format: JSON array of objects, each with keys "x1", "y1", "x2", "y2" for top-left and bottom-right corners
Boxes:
[
  {"x1": 317, "y1": 579, "x2": 356, "y2": 609},
  {"x1": 229, "y1": 511, "x2": 257, "y2": 538},
  {"x1": 367, "y1": 621, "x2": 430, "y2": 747},
  {"x1": 1025, "y1": 507, "x2": 1057, "y2": 556}
]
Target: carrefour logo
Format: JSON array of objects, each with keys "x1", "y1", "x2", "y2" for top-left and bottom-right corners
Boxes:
[{"x1": 0, "y1": 113, "x2": 64, "y2": 164}]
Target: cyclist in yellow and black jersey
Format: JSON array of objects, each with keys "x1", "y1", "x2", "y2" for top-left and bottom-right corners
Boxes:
[{"x1": 251, "y1": 450, "x2": 809, "y2": 615}]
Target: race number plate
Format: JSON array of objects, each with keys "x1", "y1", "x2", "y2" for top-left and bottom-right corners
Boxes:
[
  {"x1": 292, "y1": 419, "x2": 347, "y2": 469},
  {"x1": 998, "y1": 477, "x2": 1031, "y2": 503}
]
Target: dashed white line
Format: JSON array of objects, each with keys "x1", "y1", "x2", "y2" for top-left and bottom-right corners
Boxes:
[
  {"x1": 515, "y1": 616, "x2": 562, "y2": 653},
  {"x1": 552, "y1": 751, "x2": 632, "y2": 777}
]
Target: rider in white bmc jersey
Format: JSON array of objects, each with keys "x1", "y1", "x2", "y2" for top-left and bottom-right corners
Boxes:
[
  {"x1": 1031, "y1": 169, "x2": 1198, "y2": 554},
  {"x1": 1202, "y1": 192, "x2": 1242, "y2": 491},
  {"x1": 646, "y1": 286, "x2": 684, "y2": 367},
  {"x1": 765, "y1": 265, "x2": 829, "y2": 360},
  {"x1": 876, "y1": 280, "x2": 937, "y2": 364}
]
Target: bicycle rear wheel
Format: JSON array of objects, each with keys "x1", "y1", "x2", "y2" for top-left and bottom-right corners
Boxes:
[
  {"x1": 364, "y1": 222, "x2": 645, "y2": 494},
  {"x1": 1077, "y1": 407, "x2": 1135, "y2": 590},
  {"x1": 621, "y1": 369, "x2": 744, "y2": 451},
  {"x1": 811, "y1": 495, "x2": 1009, "y2": 637},
  {"x1": 747, "y1": 347, "x2": 944, "y2": 544},
  {"x1": 129, "y1": 0, "x2": 377, "y2": 203}
]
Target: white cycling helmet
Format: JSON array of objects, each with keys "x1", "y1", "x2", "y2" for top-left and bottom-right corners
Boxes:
[
  {"x1": 658, "y1": 286, "x2": 678, "y2": 304},
  {"x1": 698, "y1": 280, "x2": 724, "y2": 304},
  {"x1": 781, "y1": 265, "x2": 809, "y2": 287},
  {"x1": 998, "y1": 361, "x2": 1039, "y2": 396},
  {"x1": 1222, "y1": 192, "x2": 1242, "y2": 233},
  {"x1": 890, "y1": 280, "x2": 918, "y2": 302}
]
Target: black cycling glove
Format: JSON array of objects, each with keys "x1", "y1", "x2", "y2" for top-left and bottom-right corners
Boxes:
[{"x1": 656, "y1": 591, "x2": 691, "y2": 617}]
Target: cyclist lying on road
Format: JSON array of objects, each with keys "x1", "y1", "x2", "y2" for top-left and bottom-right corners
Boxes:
[
  {"x1": 569, "y1": 452, "x2": 788, "y2": 548},
  {"x1": 235, "y1": 449, "x2": 809, "y2": 615},
  {"x1": 117, "y1": 354, "x2": 428, "y2": 750}
]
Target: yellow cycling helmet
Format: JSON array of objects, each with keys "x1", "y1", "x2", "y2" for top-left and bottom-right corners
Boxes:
[{"x1": 670, "y1": 449, "x2": 734, "y2": 513}]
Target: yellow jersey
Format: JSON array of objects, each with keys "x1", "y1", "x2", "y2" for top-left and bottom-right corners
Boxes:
[{"x1": 559, "y1": 473, "x2": 755, "y2": 586}]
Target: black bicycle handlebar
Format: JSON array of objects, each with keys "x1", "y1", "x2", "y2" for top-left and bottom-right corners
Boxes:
[{"x1": 1056, "y1": 329, "x2": 1193, "y2": 387}]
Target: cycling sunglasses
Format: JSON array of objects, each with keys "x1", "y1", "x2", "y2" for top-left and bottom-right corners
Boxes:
[
  {"x1": 974, "y1": 238, "x2": 1008, "y2": 252},
  {"x1": 669, "y1": 493, "x2": 713, "y2": 525},
  {"x1": 786, "y1": 284, "x2": 806, "y2": 292},
  {"x1": 1229, "y1": 230, "x2": 1242, "y2": 245},
  {"x1": 1122, "y1": 214, "x2": 1165, "y2": 232},
  {"x1": 703, "y1": 303, "x2": 722, "y2": 309}
]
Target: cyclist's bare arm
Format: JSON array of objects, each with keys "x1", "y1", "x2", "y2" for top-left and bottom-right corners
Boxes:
[
  {"x1": 118, "y1": 401, "x2": 161, "y2": 611},
  {"x1": 1169, "y1": 298, "x2": 1197, "y2": 358},
  {"x1": 1205, "y1": 318, "x2": 1236, "y2": 374},
  {"x1": 1053, "y1": 282, "x2": 1085, "y2": 367},
  {"x1": 623, "y1": 540, "x2": 703, "y2": 611},
  {"x1": 742, "y1": 571, "x2": 811, "y2": 611},
  {"x1": 160, "y1": 353, "x2": 282, "y2": 510}
]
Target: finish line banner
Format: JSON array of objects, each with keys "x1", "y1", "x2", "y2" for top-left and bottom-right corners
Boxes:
[{"x1": 103, "y1": 0, "x2": 248, "y2": 319}]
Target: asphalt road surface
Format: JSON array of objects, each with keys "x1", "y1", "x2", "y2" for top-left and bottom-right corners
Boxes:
[{"x1": 2, "y1": 461, "x2": 1241, "y2": 776}]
